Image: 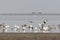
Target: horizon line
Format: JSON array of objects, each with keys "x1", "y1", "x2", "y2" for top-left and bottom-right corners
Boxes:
[{"x1": 0, "y1": 13, "x2": 60, "y2": 15}]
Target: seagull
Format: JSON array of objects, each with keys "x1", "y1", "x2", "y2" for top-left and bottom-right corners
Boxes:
[
  {"x1": 22, "y1": 24, "x2": 27, "y2": 32},
  {"x1": 15, "y1": 25, "x2": 19, "y2": 28},
  {"x1": 4, "y1": 25, "x2": 10, "y2": 32},
  {"x1": 35, "y1": 27, "x2": 38, "y2": 32},
  {"x1": 35, "y1": 27, "x2": 38, "y2": 29},
  {"x1": 15, "y1": 25, "x2": 20, "y2": 32},
  {"x1": 28, "y1": 25, "x2": 33, "y2": 32},
  {"x1": 42, "y1": 26, "x2": 52, "y2": 33},
  {"x1": 0, "y1": 23, "x2": 10, "y2": 32},
  {"x1": 5, "y1": 25, "x2": 10, "y2": 28}
]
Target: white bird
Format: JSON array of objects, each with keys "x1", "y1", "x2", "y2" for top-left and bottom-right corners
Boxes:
[
  {"x1": 22, "y1": 27, "x2": 26, "y2": 29},
  {"x1": 30, "y1": 25, "x2": 33, "y2": 28},
  {"x1": 4, "y1": 25, "x2": 10, "y2": 32},
  {"x1": 43, "y1": 27, "x2": 48, "y2": 31},
  {"x1": 42, "y1": 26, "x2": 52, "y2": 33},
  {"x1": 35, "y1": 27, "x2": 38, "y2": 29},
  {"x1": 22, "y1": 26, "x2": 26, "y2": 32},
  {"x1": 34, "y1": 27, "x2": 38, "y2": 33},
  {"x1": 5, "y1": 25, "x2": 10, "y2": 28},
  {"x1": 22, "y1": 24, "x2": 27, "y2": 31},
  {"x1": 14, "y1": 25, "x2": 20, "y2": 32},
  {"x1": 28, "y1": 25, "x2": 33, "y2": 31},
  {"x1": 42, "y1": 27, "x2": 50, "y2": 33},
  {"x1": 15, "y1": 25, "x2": 19, "y2": 28}
]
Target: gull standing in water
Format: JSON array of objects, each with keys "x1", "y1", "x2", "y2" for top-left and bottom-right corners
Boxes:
[
  {"x1": 0, "y1": 23, "x2": 6, "y2": 32},
  {"x1": 42, "y1": 25, "x2": 52, "y2": 33},
  {"x1": 15, "y1": 25, "x2": 20, "y2": 32},
  {"x1": 5, "y1": 25, "x2": 10, "y2": 32},
  {"x1": 35, "y1": 27, "x2": 38, "y2": 32},
  {"x1": 28, "y1": 25, "x2": 33, "y2": 32},
  {"x1": 42, "y1": 20, "x2": 52, "y2": 33},
  {"x1": 39, "y1": 19, "x2": 51, "y2": 33},
  {"x1": 28, "y1": 21, "x2": 34, "y2": 32},
  {"x1": 22, "y1": 24, "x2": 27, "y2": 32},
  {"x1": 0, "y1": 23, "x2": 10, "y2": 32},
  {"x1": 39, "y1": 20, "x2": 47, "y2": 31}
]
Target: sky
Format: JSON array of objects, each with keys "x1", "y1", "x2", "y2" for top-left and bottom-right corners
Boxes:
[{"x1": 0, "y1": 0, "x2": 60, "y2": 13}]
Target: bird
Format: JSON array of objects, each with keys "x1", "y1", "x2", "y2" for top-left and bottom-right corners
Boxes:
[
  {"x1": 35, "y1": 27, "x2": 38, "y2": 33},
  {"x1": 5, "y1": 25, "x2": 10, "y2": 28},
  {"x1": 4, "y1": 25, "x2": 10, "y2": 32},
  {"x1": 22, "y1": 24, "x2": 27, "y2": 31},
  {"x1": 14, "y1": 25, "x2": 20, "y2": 32},
  {"x1": 28, "y1": 24, "x2": 34, "y2": 32},
  {"x1": 43, "y1": 19, "x2": 47, "y2": 24},
  {"x1": 0, "y1": 23, "x2": 10, "y2": 32},
  {"x1": 42, "y1": 26, "x2": 52, "y2": 33}
]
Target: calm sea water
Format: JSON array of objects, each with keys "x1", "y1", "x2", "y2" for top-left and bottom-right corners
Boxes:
[{"x1": 0, "y1": 14, "x2": 60, "y2": 32}]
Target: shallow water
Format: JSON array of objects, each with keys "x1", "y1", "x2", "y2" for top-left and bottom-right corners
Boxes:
[{"x1": 0, "y1": 14, "x2": 60, "y2": 33}]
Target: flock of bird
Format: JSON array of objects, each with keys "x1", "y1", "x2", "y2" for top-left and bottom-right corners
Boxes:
[{"x1": 0, "y1": 20, "x2": 60, "y2": 33}]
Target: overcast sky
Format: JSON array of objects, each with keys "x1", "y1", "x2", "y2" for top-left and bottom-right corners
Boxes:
[{"x1": 0, "y1": 0, "x2": 60, "y2": 13}]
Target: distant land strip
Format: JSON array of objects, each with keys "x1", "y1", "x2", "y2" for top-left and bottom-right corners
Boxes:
[{"x1": 0, "y1": 13, "x2": 60, "y2": 15}]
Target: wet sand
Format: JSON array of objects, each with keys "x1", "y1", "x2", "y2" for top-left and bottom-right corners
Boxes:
[{"x1": 0, "y1": 33, "x2": 60, "y2": 40}]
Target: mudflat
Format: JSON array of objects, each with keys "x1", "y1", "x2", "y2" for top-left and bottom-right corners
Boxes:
[{"x1": 0, "y1": 33, "x2": 60, "y2": 40}]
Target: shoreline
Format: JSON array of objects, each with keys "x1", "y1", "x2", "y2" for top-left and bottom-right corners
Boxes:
[{"x1": 0, "y1": 33, "x2": 60, "y2": 40}]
